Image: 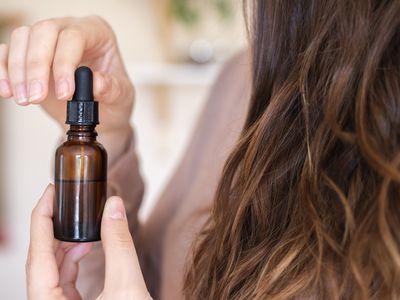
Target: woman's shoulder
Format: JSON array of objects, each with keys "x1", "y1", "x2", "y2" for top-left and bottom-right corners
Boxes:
[
  {"x1": 206, "y1": 48, "x2": 252, "y2": 112},
  {"x1": 212, "y1": 48, "x2": 251, "y2": 93}
]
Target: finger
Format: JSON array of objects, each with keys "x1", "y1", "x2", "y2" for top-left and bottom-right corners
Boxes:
[
  {"x1": 101, "y1": 196, "x2": 148, "y2": 296},
  {"x1": 8, "y1": 25, "x2": 30, "y2": 105},
  {"x1": 52, "y1": 16, "x2": 115, "y2": 101},
  {"x1": 27, "y1": 184, "x2": 59, "y2": 295},
  {"x1": 26, "y1": 20, "x2": 59, "y2": 103},
  {"x1": 0, "y1": 43, "x2": 12, "y2": 98},
  {"x1": 93, "y1": 71, "x2": 133, "y2": 105},
  {"x1": 59, "y1": 243, "x2": 92, "y2": 300},
  {"x1": 55, "y1": 245, "x2": 65, "y2": 268},
  {"x1": 52, "y1": 26, "x2": 85, "y2": 100},
  {"x1": 93, "y1": 72, "x2": 119, "y2": 104},
  {"x1": 55, "y1": 241, "x2": 78, "y2": 268}
]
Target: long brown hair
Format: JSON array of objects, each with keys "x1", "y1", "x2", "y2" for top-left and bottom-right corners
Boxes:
[{"x1": 184, "y1": 0, "x2": 400, "y2": 299}]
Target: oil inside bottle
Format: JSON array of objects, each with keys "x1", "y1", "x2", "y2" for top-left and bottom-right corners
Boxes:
[{"x1": 54, "y1": 179, "x2": 106, "y2": 242}]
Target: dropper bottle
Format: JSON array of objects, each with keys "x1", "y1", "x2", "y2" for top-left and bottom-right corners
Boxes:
[{"x1": 53, "y1": 66, "x2": 108, "y2": 242}]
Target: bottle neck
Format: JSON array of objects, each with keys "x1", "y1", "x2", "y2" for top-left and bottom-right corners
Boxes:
[{"x1": 67, "y1": 125, "x2": 97, "y2": 142}]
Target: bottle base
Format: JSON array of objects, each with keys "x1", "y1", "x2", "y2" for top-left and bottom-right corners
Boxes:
[{"x1": 55, "y1": 235, "x2": 101, "y2": 243}]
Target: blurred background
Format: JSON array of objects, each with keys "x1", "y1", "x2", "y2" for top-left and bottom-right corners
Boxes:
[{"x1": 0, "y1": 0, "x2": 246, "y2": 297}]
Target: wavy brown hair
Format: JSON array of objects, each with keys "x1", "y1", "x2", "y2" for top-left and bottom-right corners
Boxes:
[{"x1": 184, "y1": 0, "x2": 400, "y2": 299}]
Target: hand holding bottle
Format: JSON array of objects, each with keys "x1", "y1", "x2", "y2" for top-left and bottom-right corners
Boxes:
[
  {"x1": 0, "y1": 16, "x2": 134, "y2": 163},
  {"x1": 26, "y1": 185, "x2": 151, "y2": 300}
]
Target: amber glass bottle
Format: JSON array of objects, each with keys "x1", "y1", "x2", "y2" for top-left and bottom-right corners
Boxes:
[{"x1": 54, "y1": 66, "x2": 107, "y2": 242}]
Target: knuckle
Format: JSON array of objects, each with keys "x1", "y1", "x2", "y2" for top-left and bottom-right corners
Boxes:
[
  {"x1": 117, "y1": 238, "x2": 134, "y2": 250},
  {"x1": 26, "y1": 57, "x2": 43, "y2": 70},
  {"x1": 31, "y1": 20, "x2": 58, "y2": 36},
  {"x1": 87, "y1": 15, "x2": 116, "y2": 40},
  {"x1": 52, "y1": 59, "x2": 71, "y2": 76},
  {"x1": 58, "y1": 27, "x2": 84, "y2": 43},
  {"x1": 113, "y1": 233, "x2": 134, "y2": 250},
  {"x1": 8, "y1": 59, "x2": 24, "y2": 71},
  {"x1": 112, "y1": 79, "x2": 123, "y2": 100},
  {"x1": 11, "y1": 25, "x2": 30, "y2": 39},
  {"x1": 124, "y1": 81, "x2": 135, "y2": 100},
  {"x1": 87, "y1": 14, "x2": 109, "y2": 28}
]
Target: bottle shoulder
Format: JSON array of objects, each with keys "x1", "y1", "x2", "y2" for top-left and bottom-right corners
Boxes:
[{"x1": 56, "y1": 140, "x2": 107, "y2": 158}]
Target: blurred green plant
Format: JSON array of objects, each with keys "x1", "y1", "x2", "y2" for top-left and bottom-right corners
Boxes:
[{"x1": 170, "y1": 0, "x2": 233, "y2": 26}]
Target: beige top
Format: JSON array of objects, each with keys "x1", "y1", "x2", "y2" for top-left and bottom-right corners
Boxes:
[{"x1": 76, "y1": 51, "x2": 251, "y2": 300}]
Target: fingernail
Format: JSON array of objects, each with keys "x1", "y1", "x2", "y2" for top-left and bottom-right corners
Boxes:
[
  {"x1": 0, "y1": 79, "x2": 11, "y2": 97},
  {"x1": 106, "y1": 198, "x2": 125, "y2": 220},
  {"x1": 28, "y1": 80, "x2": 43, "y2": 103},
  {"x1": 15, "y1": 83, "x2": 28, "y2": 104},
  {"x1": 56, "y1": 79, "x2": 69, "y2": 100}
]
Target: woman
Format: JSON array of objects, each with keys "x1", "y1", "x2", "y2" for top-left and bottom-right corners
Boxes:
[{"x1": 1, "y1": 0, "x2": 399, "y2": 299}]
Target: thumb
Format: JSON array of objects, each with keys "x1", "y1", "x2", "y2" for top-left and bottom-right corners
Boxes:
[
  {"x1": 100, "y1": 196, "x2": 149, "y2": 299},
  {"x1": 93, "y1": 71, "x2": 132, "y2": 105}
]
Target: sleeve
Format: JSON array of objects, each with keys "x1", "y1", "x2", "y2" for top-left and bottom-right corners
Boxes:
[{"x1": 75, "y1": 127, "x2": 145, "y2": 299}]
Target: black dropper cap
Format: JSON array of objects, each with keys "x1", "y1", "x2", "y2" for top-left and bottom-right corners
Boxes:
[{"x1": 66, "y1": 66, "x2": 99, "y2": 125}]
